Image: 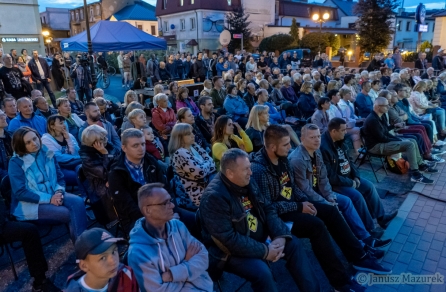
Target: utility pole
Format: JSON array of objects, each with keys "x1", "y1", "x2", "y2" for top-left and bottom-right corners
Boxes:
[{"x1": 83, "y1": 0, "x2": 97, "y2": 87}]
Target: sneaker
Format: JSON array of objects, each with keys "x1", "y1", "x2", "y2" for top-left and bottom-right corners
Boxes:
[
  {"x1": 411, "y1": 174, "x2": 434, "y2": 184},
  {"x1": 426, "y1": 155, "x2": 445, "y2": 163},
  {"x1": 433, "y1": 145, "x2": 444, "y2": 150},
  {"x1": 369, "y1": 228, "x2": 384, "y2": 239},
  {"x1": 435, "y1": 139, "x2": 446, "y2": 145},
  {"x1": 431, "y1": 149, "x2": 446, "y2": 155},
  {"x1": 364, "y1": 245, "x2": 385, "y2": 259},
  {"x1": 32, "y1": 279, "x2": 60, "y2": 292},
  {"x1": 419, "y1": 164, "x2": 439, "y2": 173},
  {"x1": 378, "y1": 210, "x2": 398, "y2": 229},
  {"x1": 363, "y1": 236, "x2": 392, "y2": 248},
  {"x1": 353, "y1": 253, "x2": 392, "y2": 275}
]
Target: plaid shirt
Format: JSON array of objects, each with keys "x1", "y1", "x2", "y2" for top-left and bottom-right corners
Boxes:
[{"x1": 124, "y1": 157, "x2": 146, "y2": 185}]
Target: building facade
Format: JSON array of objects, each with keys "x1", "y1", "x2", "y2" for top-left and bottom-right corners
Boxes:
[
  {"x1": 40, "y1": 8, "x2": 70, "y2": 55},
  {"x1": 393, "y1": 8, "x2": 435, "y2": 51},
  {"x1": 0, "y1": 0, "x2": 46, "y2": 56},
  {"x1": 432, "y1": 10, "x2": 446, "y2": 49},
  {"x1": 109, "y1": 1, "x2": 158, "y2": 36}
]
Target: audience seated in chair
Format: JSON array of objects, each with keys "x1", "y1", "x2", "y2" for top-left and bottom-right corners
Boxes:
[
  {"x1": 8, "y1": 97, "x2": 47, "y2": 135},
  {"x1": 2, "y1": 97, "x2": 18, "y2": 124},
  {"x1": 56, "y1": 98, "x2": 84, "y2": 144},
  {"x1": 355, "y1": 81, "x2": 374, "y2": 118},
  {"x1": 128, "y1": 183, "x2": 213, "y2": 292},
  {"x1": 177, "y1": 107, "x2": 210, "y2": 152},
  {"x1": 67, "y1": 87, "x2": 85, "y2": 117},
  {"x1": 34, "y1": 96, "x2": 57, "y2": 120},
  {"x1": 151, "y1": 93, "x2": 176, "y2": 140},
  {"x1": 200, "y1": 148, "x2": 321, "y2": 292},
  {"x1": 65, "y1": 228, "x2": 139, "y2": 292},
  {"x1": 211, "y1": 115, "x2": 253, "y2": 170},
  {"x1": 79, "y1": 125, "x2": 118, "y2": 226},
  {"x1": 298, "y1": 82, "x2": 318, "y2": 119},
  {"x1": 94, "y1": 96, "x2": 119, "y2": 125},
  {"x1": 120, "y1": 102, "x2": 144, "y2": 132},
  {"x1": 79, "y1": 102, "x2": 121, "y2": 154},
  {"x1": 176, "y1": 86, "x2": 200, "y2": 116},
  {"x1": 0, "y1": 110, "x2": 12, "y2": 181},
  {"x1": 195, "y1": 96, "x2": 219, "y2": 144},
  {"x1": 8, "y1": 127, "x2": 87, "y2": 243},
  {"x1": 363, "y1": 97, "x2": 437, "y2": 184},
  {"x1": 311, "y1": 98, "x2": 331, "y2": 134},
  {"x1": 168, "y1": 123, "x2": 216, "y2": 211},
  {"x1": 223, "y1": 84, "x2": 249, "y2": 129},
  {"x1": 108, "y1": 128, "x2": 166, "y2": 235}
]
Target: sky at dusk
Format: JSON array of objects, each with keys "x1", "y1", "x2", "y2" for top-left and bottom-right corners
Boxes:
[{"x1": 37, "y1": 0, "x2": 444, "y2": 12}]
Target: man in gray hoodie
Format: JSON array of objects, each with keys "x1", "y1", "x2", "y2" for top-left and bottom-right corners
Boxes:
[{"x1": 128, "y1": 183, "x2": 213, "y2": 292}]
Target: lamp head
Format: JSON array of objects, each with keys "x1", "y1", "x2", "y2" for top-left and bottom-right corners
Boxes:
[
  {"x1": 323, "y1": 13, "x2": 330, "y2": 20},
  {"x1": 312, "y1": 14, "x2": 320, "y2": 21},
  {"x1": 42, "y1": 31, "x2": 49, "y2": 37}
]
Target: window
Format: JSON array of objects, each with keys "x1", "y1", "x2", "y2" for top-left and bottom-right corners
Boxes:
[
  {"x1": 137, "y1": 24, "x2": 143, "y2": 30},
  {"x1": 228, "y1": 0, "x2": 231, "y2": 5},
  {"x1": 180, "y1": 0, "x2": 183, "y2": 6},
  {"x1": 191, "y1": 0, "x2": 194, "y2": 3},
  {"x1": 163, "y1": 0, "x2": 167, "y2": 9},
  {"x1": 190, "y1": 17, "x2": 196, "y2": 30},
  {"x1": 406, "y1": 21, "x2": 411, "y2": 31},
  {"x1": 71, "y1": 11, "x2": 74, "y2": 21},
  {"x1": 164, "y1": 21, "x2": 169, "y2": 32},
  {"x1": 80, "y1": 10, "x2": 84, "y2": 20},
  {"x1": 151, "y1": 25, "x2": 156, "y2": 35},
  {"x1": 76, "y1": 12, "x2": 79, "y2": 21},
  {"x1": 433, "y1": 22, "x2": 435, "y2": 32},
  {"x1": 397, "y1": 20, "x2": 401, "y2": 31},
  {"x1": 180, "y1": 19, "x2": 185, "y2": 30},
  {"x1": 74, "y1": 29, "x2": 77, "y2": 34},
  {"x1": 96, "y1": 5, "x2": 100, "y2": 16},
  {"x1": 90, "y1": 7, "x2": 93, "y2": 21}
]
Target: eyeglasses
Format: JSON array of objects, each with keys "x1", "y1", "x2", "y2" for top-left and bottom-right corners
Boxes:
[{"x1": 146, "y1": 198, "x2": 174, "y2": 207}]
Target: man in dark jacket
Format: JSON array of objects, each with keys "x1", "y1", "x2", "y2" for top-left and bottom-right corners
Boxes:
[
  {"x1": 320, "y1": 118, "x2": 398, "y2": 229},
  {"x1": 432, "y1": 48, "x2": 445, "y2": 72},
  {"x1": 414, "y1": 52, "x2": 428, "y2": 74},
  {"x1": 251, "y1": 126, "x2": 391, "y2": 278},
  {"x1": 28, "y1": 50, "x2": 56, "y2": 106},
  {"x1": 243, "y1": 83, "x2": 256, "y2": 110},
  {"x1": 108, "y1": 128, "x2": 166, "y2": 235},
  {"x1": 195, "y1": 96, "x2": 219, "y2": 143},
  {"x1": 154, "y1": 62, "x2": 172, "y2": 83},
  {"x1": 200, "y1": 148, "x2": 321, "y2": 292},
  {"x1": 363, "y1": 97, "x2": 436, "y2": 184},
  {"x1": 192, "y1": 52, "x2": 206, "y2": 82},
  {"x1": 174, "y1": 53, "x2": 184, "y2": 79},
  {"x1": 366, "y1": 54, "x2": 383, "y2": 72}
]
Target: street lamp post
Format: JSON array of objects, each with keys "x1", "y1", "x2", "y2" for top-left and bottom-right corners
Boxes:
[
  {"x1": 45, "y1": 39, "x2": 52, "y2": 56},
  {"x1": 42, "y1": 30, "x2": 51, "y2": 56},
  {"x1": 83, "y1": 0, "x2": 97, "y2": 87},
  {"x1": 312, "y1": 12, "x2": 330, "y2": 55}
]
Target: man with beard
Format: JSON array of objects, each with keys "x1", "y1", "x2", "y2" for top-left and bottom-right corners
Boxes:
[{"x1": 78, "y1": 102, "x2": 121, "y2": 153}]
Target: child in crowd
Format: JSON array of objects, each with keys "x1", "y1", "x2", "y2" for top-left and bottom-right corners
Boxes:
[
  {"x1": 141, "y1": 125, "x2": 169, "y2": 170},
  {"x1": 65, "y1": 228, "x2": 139, "y2": 292}
]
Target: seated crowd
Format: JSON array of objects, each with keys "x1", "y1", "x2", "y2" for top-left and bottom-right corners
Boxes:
[{"x1": 1, "y1": 49, "x2": 446, "y2": 292}]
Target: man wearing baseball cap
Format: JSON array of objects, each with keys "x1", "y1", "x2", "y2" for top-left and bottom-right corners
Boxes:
[{"x1": 64, "y1": 228, "x2": 139, "y2": 292}]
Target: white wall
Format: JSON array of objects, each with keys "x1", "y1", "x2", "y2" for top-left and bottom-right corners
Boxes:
[
  {"x1": 44, "y1": 8, "x2": 70, "y2": 30},
  {"x1": 393, "y1": 18, "x2": 434, "y2": 50},
  {"x1": 243, "y1": 0, "x2": 275, "y2": 36},
  {"x1": 433, "y1": 17, "x2": 446, "y2": 48},
  {"x1": 111, "y1": 18, "x2": 159, "y2": 36},
  {"x1": 339, "y1": 16, "x2": 358, "y2": 28},
  {"x1": 0, "y1": 0, "x2": 45, "y2": 55}
]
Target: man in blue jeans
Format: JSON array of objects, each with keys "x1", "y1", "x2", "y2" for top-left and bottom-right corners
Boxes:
[
  {"x1": 320, "y1": 118, "x2": 398, "y2": 230},
  {"x1": 200, "y1": 149, "x2": 322, "y2": 292},
  {"x1": 28, "y1": 50, "x2": 57, "y2": 107}
]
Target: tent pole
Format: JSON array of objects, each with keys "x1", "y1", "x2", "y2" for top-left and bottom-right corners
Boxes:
[{"x1": 83, "y1": 0, "x2": 97, "y2": 88}]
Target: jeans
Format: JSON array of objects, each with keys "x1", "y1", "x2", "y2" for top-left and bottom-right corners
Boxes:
[
  {"x1": 369, "y1": 140, "x2": 423, "y2": 171},
  {"x1": 333, "y1": 178, "x2": 385, "y2": 231},
  {"x1": 0, "y1": 221, "x2": 48, "y2": 281},
  {"x1": 77, "y1": 87, "x2": 92, "y2": 103},
  {"x1": 37, "y1": 192, "x2": 87, "y2": 243},
  {"x1": 224, "y1": 235, "x2": 321, "y2": 292},
  {"x1": 398, "y1": 125, "x2": 432, "y2": 156},
  {"x1": 36, "y1": 79, "x2": 56, "y2": 107},
  {"x1": 119, "y1": 68, "x2": 124, "y2": 85},
  {"x1": 336, "y1": 194, "x2": 370, "y2": 240},
  {"x1": 280, "y1": 203, "x2": 361, "y2": 288},
  {"x1": 426, "y1": 107, "x2": 446, "y2": 132}
]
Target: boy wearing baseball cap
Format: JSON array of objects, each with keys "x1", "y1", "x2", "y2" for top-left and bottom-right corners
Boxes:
[{"x1": 64, "y1": 228, "x2": 139, "y2": 292}]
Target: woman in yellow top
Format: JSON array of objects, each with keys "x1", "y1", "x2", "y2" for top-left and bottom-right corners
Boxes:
[{"x1": 211, "y1": 115, "x2": 253, "y2": 170}]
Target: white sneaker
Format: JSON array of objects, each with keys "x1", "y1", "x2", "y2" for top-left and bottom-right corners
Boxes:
[
  {"x1": 435, "y1": 140, "x2": 446, "y2": 146},
  {"x1": 60, "y1": 88, "x2": 66, "y2": 92}
]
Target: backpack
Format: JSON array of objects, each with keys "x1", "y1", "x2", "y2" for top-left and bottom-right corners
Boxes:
[{"x1": 386, "y1": 157, "x2": 409, "y2": 174}]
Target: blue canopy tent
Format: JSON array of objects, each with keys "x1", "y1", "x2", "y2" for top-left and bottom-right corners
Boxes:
[{"x1": 61, "y1": 20, "x2": 166, "y2": 52}]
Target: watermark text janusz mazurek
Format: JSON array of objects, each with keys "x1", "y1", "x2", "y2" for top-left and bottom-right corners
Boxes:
[{"x1": 356, "y1": 272, "x2": 444, "y2": 286}]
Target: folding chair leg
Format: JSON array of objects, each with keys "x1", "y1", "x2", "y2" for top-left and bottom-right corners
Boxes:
[
  {"x1": 217, "y1": 280, "x2": 223, "y2": 292},
  {"x1": 5, "y1": 245, "x2": 18, "y2": 280},
  {"x1": 380, "y1": 157, "x2": 388, "y2": 175},
  {"x1": 367, "y1": 155, "x2": 380, "y2": 183}
]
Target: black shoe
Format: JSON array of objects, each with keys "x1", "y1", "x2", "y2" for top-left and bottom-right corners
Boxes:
[
  {"x1": 32, "y1": 279, "x2": 61, "y2": 292},
  {"x1": 336, "y1": 279, "x2": 367, "y2": 292},
  {"x1": 369, "y1": 228, "x2": 384, "y2": 239},
  {"x1": 352, "y1": 253, "x2": 392, "y2": 275},
  {"x1": 419, "y1": 164, "x2": 439, "y2": 173},
  {"x1": 378, "y1": 211, "x2": 398, "y2": 229},
  {"x1": 411, "y1": 174, "x2": 434, "y2": 184},
  {"x1": 364, "y1": 245, "x2": 385, "y2": 259},
  {"x1": 363, "y1": 236, "x2": 392, "y2": 248}
]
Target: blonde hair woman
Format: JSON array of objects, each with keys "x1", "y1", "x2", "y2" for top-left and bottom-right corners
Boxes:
[
  {"x1": 153, "y1": 84, "x2": 172, "y2": 108},
  {"x1": 168, "y1": 123, "x2": 216, "y2": 210},
  {"x1": 121, "y1": 90, "x2": 138, "y2": 117},
  {"x1": 120, "y1": 101, "x2": 144, "y2": 131},
  {"x1": 327, "y1": 80, "x2": 339, "y2": 92},
  {"x1": 56, "y1": 97, "x2": 84, "y2": 142},
  {"x1": 127, "y1": 109, "x2": 147, "y2": 129}
]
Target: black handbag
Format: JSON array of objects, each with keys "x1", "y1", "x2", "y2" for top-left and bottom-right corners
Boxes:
[{"x1": 21, "y1": 79, "x2": 33, "y2": 95}]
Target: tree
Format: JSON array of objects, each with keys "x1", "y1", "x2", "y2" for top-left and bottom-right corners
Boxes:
[
  {"x1": 225, "y1": 5, "x2": 252, "y2": 53},
  {"x1": 420, "y1": 41, "x2": 433, "y2": 53},
  {"x1": 259, "y1": 34, "x2": 294, "y2": 52},
  {"x1": 354, "y1": 0, "x2": 400, "y2": 54},
  {"x1": 300, "y1": 32, "x2": 339, "y2": 54},
  {"x1": 289, "y1": 18, "x2": 299, "y2": 47}
]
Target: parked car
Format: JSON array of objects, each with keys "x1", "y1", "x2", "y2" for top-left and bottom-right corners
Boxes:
[{"x1": 280, "y1": 49, "x2": 312, "y2": 67}]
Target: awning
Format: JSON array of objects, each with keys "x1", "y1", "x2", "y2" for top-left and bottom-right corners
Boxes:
[{"x1": 186, "y1": 39, "x2": 198, "y2": 46}]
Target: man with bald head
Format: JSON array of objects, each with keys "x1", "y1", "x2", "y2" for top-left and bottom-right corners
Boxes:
[
  {"x1": 8, "y1": 97, "x2": 47, "y2": 134},
  {"x1": 362, "y1": 97, "x2": 436, "y2": 184},
  {"x1": 154, "y1": 61, "x2": 172, "y2": 83}
]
